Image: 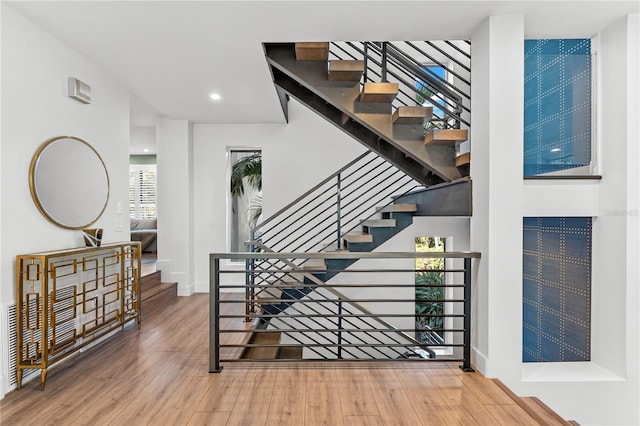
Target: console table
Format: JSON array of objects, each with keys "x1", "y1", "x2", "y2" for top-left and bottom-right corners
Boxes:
[{"x1": 15, "y1": 242, "x2": 141, "y2": 390}]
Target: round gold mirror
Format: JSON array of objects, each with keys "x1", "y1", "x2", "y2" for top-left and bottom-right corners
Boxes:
[{"x1": 29, "y1": 136, "x2": 110, "y2": 230}]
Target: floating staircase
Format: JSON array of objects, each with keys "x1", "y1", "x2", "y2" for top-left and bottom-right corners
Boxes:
[
  {"x1": 259, "y1": 200, "x2": 420, "y2": 317},
  {"x1": 263, "y1": 42, "x2": 469, "y2": 187},
  {"x1": 255, "y1": 40, "x2": 472, "y2": 349}
]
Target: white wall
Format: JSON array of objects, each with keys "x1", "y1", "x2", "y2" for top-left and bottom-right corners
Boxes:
[
  {"x1": 471, "y1": 14, "x2": 640, "y2": 425},
  {"x1": 156, "y1": 119, "x2": 194, "y2": 295},
  {"x1": 470, "y1": 14, "x2": 525, "y2": 377},
  {"x1": 191, "y1": 101, "x2": 366, "y2": 292},
  {"x1": 0, "y1": 5, "x2": 130, "y2": 397}
]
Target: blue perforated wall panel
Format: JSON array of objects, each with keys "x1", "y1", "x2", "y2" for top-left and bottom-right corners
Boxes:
[
  {"x1": 524, "y1": 39, "x2": 592, "y2": 176},
  {"x1": 523, "y1": 217, "x2": 592, "y2": 362}
]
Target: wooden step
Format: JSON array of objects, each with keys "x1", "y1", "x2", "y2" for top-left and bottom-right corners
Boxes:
[
  {"x1": 302, "y1": 257, "x2": 326, "y2": 272},
  {"x1": 328, "y1": 60, "x2": 364, "y2": 82},
  {"x1": 379, "y1": 203, "x2": 418, "y2": 213},
  {"x1": 343, "y1": 233, "x2": 374, "y2": 243},
  {"x1": 521, "y1": 397, "x2": 575, "y2": 426},
  {"x1": 455, "y1": 152, "x2": 470, "y2": 167},
  {"x1": 242, "y1": 331, "x2": 281, "y2": 360},
  {"x1": 140, "y1": 271, "x2": 177, "y2": 316},
  {"x1": 424, "y1": 129, "x2": 469, "y2": 145},
  {"x1": 392, "y1": 106, "x2": 433, "y2": 124},
  {"x1": 493, "y1": 379, "x2": 573, "y2": 426},
  {"x1": 255, "y1": 284, "x2": 283, "y2": 303},
  {"x1": 277, "y1": 345, "x2": 303, "y2": 359},
  {"x1": 294, "y1": 42, "x2": 329, "y2": 61},
  {"x1": 361, "y1": 219, "x2": 396, "y2": 228},
  {"x1": 359, "y1": 82, "x2": 399, "y2": 103}
]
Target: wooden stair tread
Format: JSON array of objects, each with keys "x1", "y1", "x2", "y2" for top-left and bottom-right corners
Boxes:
[
  {"x1": 361, "y1": 219, "x2": 396, "y2": 228},
  {"x1": 302, "y1": 257, "x2": 327, "y2": 271},
  {"x1": 456, "y1": 152, "x2": 470, "y2": 167},
  {"x1": 295, "y1": 42, "x2": 329, "y2": 61},
  {"x1": 379, "y1": 203, "x2": 418, "y2": 213},
  {"x1": 493, "y1": 379, "x2": 572, "y2": 426},
  {"x1": 141, "y1": 281, "x2": 178, "y2": 301},
  {"x1": 344, "y1": 233, "x2": 374, "y2": 243},
  {"x1": 392, "y1": 106, "x2": 433, "y2": 124},
  {"x1": 424, "y1": 129, "x2": 469, "y2": 145},
  {"x1": 359, "y1": 82, "x2": 399, "y2": 103},
  {"x1": 277, "y1": 345, "x2": 303, "y2": 359},
  {"x1": 242, "y1": 331, "x2": 281, "y2": 360},
  {"x1": 328, "y1": 60, "x2": 364, "y2": 82},
  {"x1": 522, "y1": 397, "x2": 575, "y2": 425}
]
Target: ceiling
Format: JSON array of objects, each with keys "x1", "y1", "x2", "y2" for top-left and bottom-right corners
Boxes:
[{"x1": 6, "y1": 0, "x2": 639, "y2": 129}]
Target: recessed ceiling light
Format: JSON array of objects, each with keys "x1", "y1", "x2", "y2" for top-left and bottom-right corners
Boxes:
[
  {"x1": 550, "y1": 148, "x2": 561, "y2": 152},
  {"x1": 210, "y1": 93, "x2": 222, "y2": 101},
  {"x1": 143, "y1": 148, "x2": 149, "y2": 153}
]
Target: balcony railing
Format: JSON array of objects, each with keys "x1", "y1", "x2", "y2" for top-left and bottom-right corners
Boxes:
[{"x1": 209, "y1": 251, "x2": 480, "y2": 372}]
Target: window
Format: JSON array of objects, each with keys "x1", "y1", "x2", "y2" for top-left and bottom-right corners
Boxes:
[
  {"x1": 129, "y1": 164, "x2": 157, "y2": 219},
  {"x1": 415, "y1": 65, "x2": 447, "y2": 130},
  {"x1": 415, "y1": 236, "x2": 446, "y2": 343},
  {"x1": 229, "y1": 150, "x2": 262, "y2": 257}
]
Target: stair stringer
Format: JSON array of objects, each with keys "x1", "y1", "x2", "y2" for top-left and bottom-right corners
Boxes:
[{"x1": 263, "y1": 43, "x2": 462, "y2": 187}]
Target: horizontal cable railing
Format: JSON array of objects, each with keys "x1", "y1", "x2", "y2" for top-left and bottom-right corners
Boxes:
[
  {"x1": 329, "y1": 40, "x2": 471, "y2": 130},
  {"x1": 209, "y1": 251, "x2": 479, "y2": 371}
]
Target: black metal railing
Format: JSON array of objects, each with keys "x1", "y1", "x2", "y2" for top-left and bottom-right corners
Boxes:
[
  {"x1": 250, "y1": 150, "x2": 421, "y2": 266},
  {"x1": 330, "y1": 40, "x2": 471, "y2": 130},
  {"x1": 209, "y1": 251, "x2": 479, "y2": 371}
]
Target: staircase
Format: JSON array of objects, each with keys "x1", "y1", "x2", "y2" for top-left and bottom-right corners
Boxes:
[
  {"x1": 247, "y1": 39, "x2": 474, "y2": 359},
  {"x1": 263, "y1": 41, "x2": 471, "y2": 188}
]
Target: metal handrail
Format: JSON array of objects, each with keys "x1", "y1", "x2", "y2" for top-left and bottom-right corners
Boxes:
[
  {"x1": 250, "y1": 241, "x2": 436, "y2": 354},
  {"x1": 251, "y1": 151, "x2": 420, "y2": 260},
  {"x1": 209, "y1": 251, "x2": 479, "y2": 370},
  {"x1": 252, "y1": 150, "x2": 371, "y2": 234},
  {"x1": 330, "y1": 40, "x2": 471, "y2": 129}
]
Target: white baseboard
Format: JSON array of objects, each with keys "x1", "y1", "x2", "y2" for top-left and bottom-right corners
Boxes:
[{"x1": 472, "y1": 346, "x2": 488, "y2": 375}]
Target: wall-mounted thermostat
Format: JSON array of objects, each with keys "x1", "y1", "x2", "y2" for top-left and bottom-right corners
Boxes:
[{"x1": 68, "y1": 77, "x2": 91, "y2": 104}]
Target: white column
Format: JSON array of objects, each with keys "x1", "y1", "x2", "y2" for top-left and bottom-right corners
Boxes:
[
  {"x1": 625, "y1": 14, "x2": 640, "y2": 425},
  {"x1": 469, "y1": 15, "x2": 524, "y2": 377},
  {"x1": 156, "y1": 118, "x2": 194, "y2": 296}
]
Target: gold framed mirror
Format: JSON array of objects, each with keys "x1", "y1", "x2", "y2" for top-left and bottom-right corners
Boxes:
[{"x1": 29, "y1": 136, "x2": 110, "y2": 230}]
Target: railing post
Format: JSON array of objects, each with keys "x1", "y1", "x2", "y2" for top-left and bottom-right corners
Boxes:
[
  {"x1": 209, "y1": 256, "x2": 222, "y2": 373},
  {"x1": 337, "y1": 299, "x2": 343, "y2": 360},
  {"x1": 245, "y1": 237, "x2": 256, "y2": 320},
  {"x1": 363, "y1": 42, "x2": 369, "y2": 83},
  {"x1": 336, "y1": 173, "x2": 342, "y2": 250},
  {"x1": 381, "y1": 42, "x2": 388, "y2": 82},
  {"x1": 460, "y1": 257, "x2": 475, "y2": 372}
]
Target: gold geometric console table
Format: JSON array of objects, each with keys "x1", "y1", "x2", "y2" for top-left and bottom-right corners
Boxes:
[{"x1": 15, "y1": 242, "x2": 141, "y2": 390}]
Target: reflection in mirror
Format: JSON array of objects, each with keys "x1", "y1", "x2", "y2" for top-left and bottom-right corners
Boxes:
[{"x1": 29, "y1": 136, "x2": 110, "y2": 229}]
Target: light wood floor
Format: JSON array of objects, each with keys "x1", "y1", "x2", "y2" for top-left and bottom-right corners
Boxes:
[{"x1": 1, "y1": 293, "x2": 558, "y2": 425}]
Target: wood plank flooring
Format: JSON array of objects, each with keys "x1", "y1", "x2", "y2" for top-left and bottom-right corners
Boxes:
[{"x1": 1, "y1": 293, "x2": 565, "y2": 425}]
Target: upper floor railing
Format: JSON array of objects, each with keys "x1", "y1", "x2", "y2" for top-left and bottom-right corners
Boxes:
[{"x1": 209, "y1": 251, "x2": 480, "y2": 371}]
